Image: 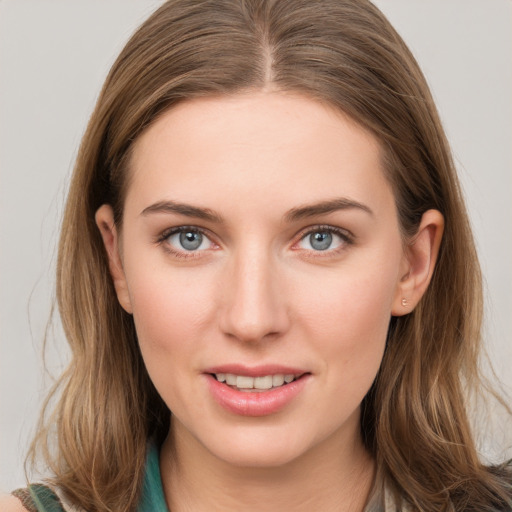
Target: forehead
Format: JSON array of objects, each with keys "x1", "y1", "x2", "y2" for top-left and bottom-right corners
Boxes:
[{"x1": 125, "y1": 92, "x2": 393, "y2": 220}]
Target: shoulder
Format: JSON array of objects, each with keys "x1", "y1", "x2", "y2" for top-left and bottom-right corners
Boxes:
[{"x1": 0, "y1": 493, "x2": 30, "y2": 512}]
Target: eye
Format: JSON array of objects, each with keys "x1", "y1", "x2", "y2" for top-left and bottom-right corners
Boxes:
[
  {"x1": 296, "y1": 226, "x2": 352, "y2": 252},
  {"x1": 160, "y1": 227, "x2": 216, "y2": 255}
]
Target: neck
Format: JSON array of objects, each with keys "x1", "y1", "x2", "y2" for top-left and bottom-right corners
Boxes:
[{"x1": 160, "y1": 418, "x2": 375, "y2": 512}]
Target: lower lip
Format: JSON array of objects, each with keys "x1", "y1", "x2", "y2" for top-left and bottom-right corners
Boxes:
[{"x1": 205, "y1": 374, "x2": 310, "y2": 416}]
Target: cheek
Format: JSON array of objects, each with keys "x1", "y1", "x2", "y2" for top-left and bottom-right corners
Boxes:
[
  {"x1": 295, "y1": 256, "x2": 398, "y2": 338},
  {"x1": 293, "y1": 257, "x2": 399, "y2": 388},
  {"x1": 125, "y1": 267, "x2": 219, "y2": 419},
  {"x1": 125, "y1": 264, "x2": 216, "y2": 365}
]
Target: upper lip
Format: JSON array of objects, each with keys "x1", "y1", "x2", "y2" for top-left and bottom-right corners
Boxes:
[{"x1": 203, "y1": 364, "x2": 309, "y2": 377}]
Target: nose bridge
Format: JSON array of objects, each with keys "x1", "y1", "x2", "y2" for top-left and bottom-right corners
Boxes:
[{"x1": 220, "y1": 241, "x2": 288, "y2": 342}]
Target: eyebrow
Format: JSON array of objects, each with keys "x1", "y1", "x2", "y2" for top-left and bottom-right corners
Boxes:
[
  {"x1": 141, "y1": 197, "x2": 373, "y2": 224},
  {"x1": 141, "y1": 200, "x2": 224, "y2": 223},
  {"x1": 283, "y1": 197, "x2": 374, "y2": 222}
]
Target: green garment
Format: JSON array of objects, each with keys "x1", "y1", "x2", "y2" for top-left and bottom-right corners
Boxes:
[
  {"x1": 137, "y1": 442, "x2": 169, "y2": 512},
  {"x1": 12, "y1": 443, "x2": 169, "y2": 512}
]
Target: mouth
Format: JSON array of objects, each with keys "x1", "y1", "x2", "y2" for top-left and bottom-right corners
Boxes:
[
  {"x1": 211, "y1": 372, "x2": 305, "y2": 392},
  {"x1": 206, "y1": 370, "x2": 311, "y2": 416}
]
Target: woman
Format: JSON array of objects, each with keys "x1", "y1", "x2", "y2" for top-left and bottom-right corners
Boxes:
[{"x1": 3, "y1": 0, "x2": 511, "y2": 510}]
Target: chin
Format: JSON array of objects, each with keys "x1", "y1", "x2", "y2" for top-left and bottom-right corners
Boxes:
[
  {"x1": 197, "y1": 420, "x2": 337, "y2": 470},
  {"x1": 212, "y1": 438, "x2": 309, "y2": 469}
]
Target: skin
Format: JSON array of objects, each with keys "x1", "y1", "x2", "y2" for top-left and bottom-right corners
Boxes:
[
  {"x1": 95, "y1": 92, "x2": 443, "y2": 512},
  {"x1": 0, "y1": 496, "x2": 28, "y2": 512}
]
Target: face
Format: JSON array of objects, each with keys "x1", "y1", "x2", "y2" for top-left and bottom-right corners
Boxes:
[{"x1": 99, "y1": 92, "x2": 412, "y2": 468}]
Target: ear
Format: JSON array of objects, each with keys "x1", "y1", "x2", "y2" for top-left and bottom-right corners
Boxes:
[
  {"x1": 95, "y1": 204, "x2": 133, "y2": 314},
  {"x1": 392, "y1": 209, "x2": 444, "y2": 316}
]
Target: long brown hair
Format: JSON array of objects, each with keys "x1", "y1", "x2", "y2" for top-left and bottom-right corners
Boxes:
[{"x1": 28, "y1": 0, "x2": 511, "y2": 510}]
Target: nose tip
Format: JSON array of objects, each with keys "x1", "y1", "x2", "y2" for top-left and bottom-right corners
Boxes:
[
  {"x1": 219, "y1": 254, "x2": 289, "y2": 343},
  {"x1": 224, "y1": 314, "x2": 281, "y2": 343}
]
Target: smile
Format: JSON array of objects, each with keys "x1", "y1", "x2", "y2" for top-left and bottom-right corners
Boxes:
[
  {"x1": 206, "y1": 371, "x2": 310, "y2": 416},
  {"x1": 213, "y1": 373, "x2": 302, "y2": 391}
]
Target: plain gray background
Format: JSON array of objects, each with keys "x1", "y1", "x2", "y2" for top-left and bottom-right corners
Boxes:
[{"x1": 1, "y1": 0, "x2": 511, "y2": 491}]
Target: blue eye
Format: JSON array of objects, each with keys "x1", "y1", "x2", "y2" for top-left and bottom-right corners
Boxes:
[
  {"x1": 308, "y1": 231, "x2": 333, "y2": 251},
  {"x1": 165, "y1": 228, "x2": 213, "y2": 252},
  {"x1": 179, "y1": 231, "x2": 203, "y2": 250},
  {"x1": 297, "y1": 227, "x2": 349, "y2": 252}
]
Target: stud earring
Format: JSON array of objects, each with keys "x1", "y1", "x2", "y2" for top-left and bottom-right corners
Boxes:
[{"x1": 401, "y1": 298, "x2": 408, "y2": 307}]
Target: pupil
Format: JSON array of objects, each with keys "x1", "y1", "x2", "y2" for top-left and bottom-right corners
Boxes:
[
  {"x1": 180, "y1": 231, "x2": 202, "y2": 250},
  {"x1": 310, "y1": 232, "x2": 332, "y2": 251}
]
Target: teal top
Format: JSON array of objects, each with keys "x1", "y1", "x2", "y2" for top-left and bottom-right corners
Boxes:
[
  {"x1": 12, "y1": 443, "x2": 169, "y2": 512},
  {"x1": 137, "y1": 443, "x2": 169, "y2": 512}
]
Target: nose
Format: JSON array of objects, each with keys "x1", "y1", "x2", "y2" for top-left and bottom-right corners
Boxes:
[{"x1": 219, "y1": 246, "x2": 290, "y2": 343}]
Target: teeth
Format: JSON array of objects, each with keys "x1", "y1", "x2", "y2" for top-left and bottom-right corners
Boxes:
[
  {"x1": 236, "y1": 375, "x2": 254, "y2": 389},
  {"x1": 226, "y1": 374, "x2": 237, "y2": 385},
  {"x1": 254, "y1": 375, "x2": 273, "y2": 390},
  {"x1": 272, "y1": 374, "x2": 285, "y2": 387},
  {"x1": 214, "y1": 373, "x2": 300, "y2": 390}
]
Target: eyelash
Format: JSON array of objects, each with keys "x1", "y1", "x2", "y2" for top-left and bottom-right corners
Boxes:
[{"x1": 155, "y1": 224, "x2": 354, "y2": 259}]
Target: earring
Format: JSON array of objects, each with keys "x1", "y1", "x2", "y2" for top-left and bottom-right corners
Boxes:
[{"x1": 401, "y1": 298, "x2": 408, "y2": 307}]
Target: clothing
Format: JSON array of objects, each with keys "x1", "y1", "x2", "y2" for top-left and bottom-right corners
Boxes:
[
  {"x1": 137, "y1": 442, "x2": 169, "y2": 512},
  {"x1": 11, "y1": 444, "x2": 169, "y2": 512}
]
